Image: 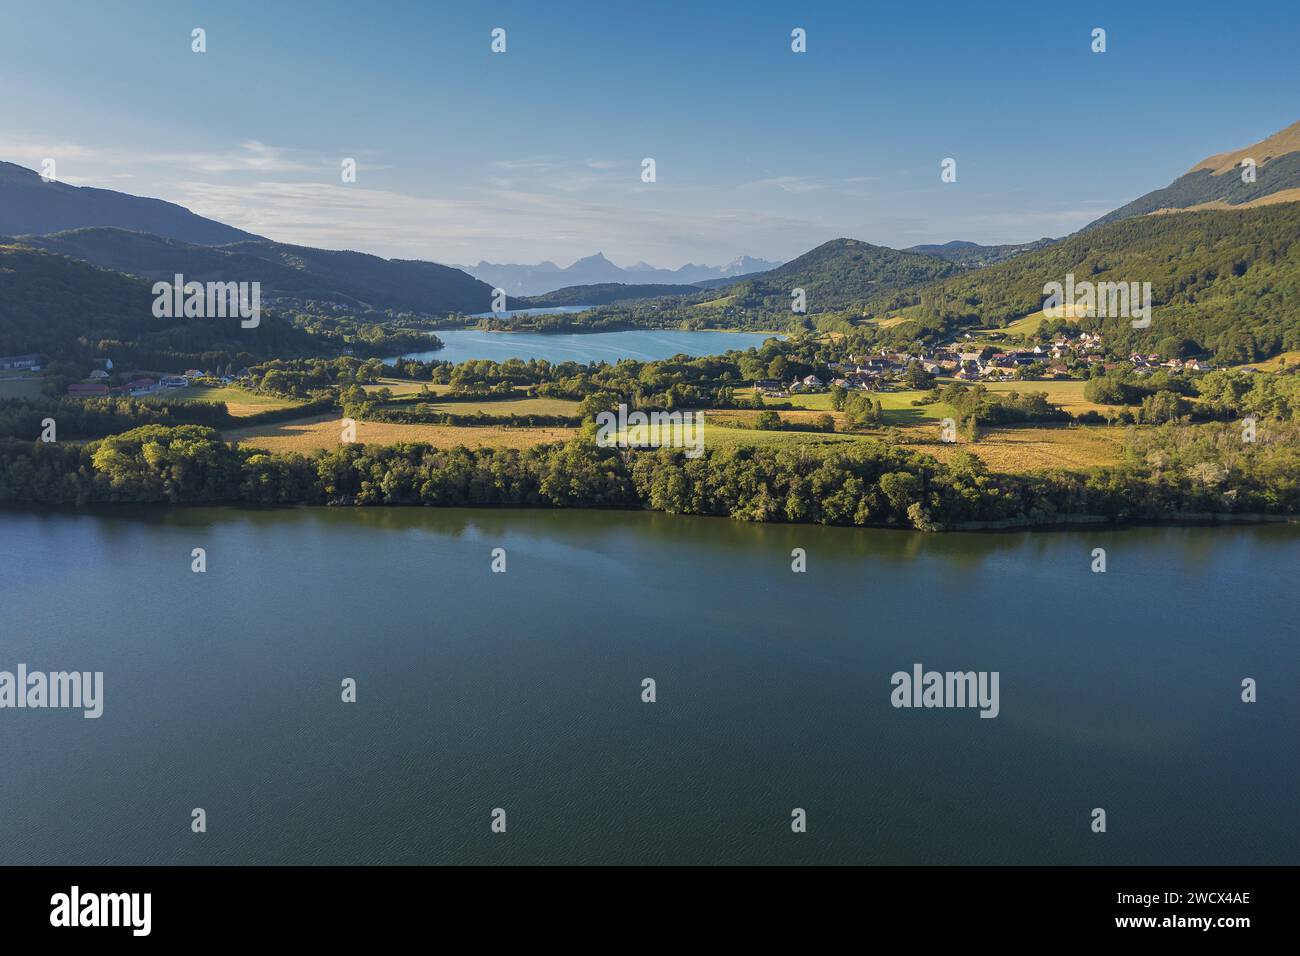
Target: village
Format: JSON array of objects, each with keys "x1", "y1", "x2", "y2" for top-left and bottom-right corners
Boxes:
[
  {"x1": 59, "y1": 362, "x2": 253, "y2": 398},
  {"x1": 754, "y1": 329, "x2": 1217, "y2": 397}
]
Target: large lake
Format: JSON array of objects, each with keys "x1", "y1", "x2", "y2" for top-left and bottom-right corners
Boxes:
[
  {"x1": 1, "y1": 508, "x2": 1296, "y2": 865},
  {"x1": 395, "y1": 329, "x2": 780, "y2": 365}
]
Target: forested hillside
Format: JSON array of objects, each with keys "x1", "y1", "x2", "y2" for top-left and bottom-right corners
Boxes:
[
  {"x1": 712, "y1": 238, "x2": 958, "y2": 314},
  {"x1": 521, "y1": 282, "x2": 702, "y2": 307},
  {"x1": 904, "y1": 238, "x2": 1056, "y2": 267},
  {"x1": 862, "y1": 202, "x2": 1300, "y2": 363},
  {"x1": 0, "y1": 242, "x2": 324, "y2": 367},
  {"x1": 22, "y1": 228, "x2": 495, "y2": 317}
]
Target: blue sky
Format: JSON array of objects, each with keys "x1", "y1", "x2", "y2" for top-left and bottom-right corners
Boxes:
[{"x1": 2, "y1": 0, "x2": 1297, "y2": 267}]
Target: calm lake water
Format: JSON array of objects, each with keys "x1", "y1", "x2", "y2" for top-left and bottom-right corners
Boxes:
[
  {"x1": 1, "y1": 507, "x2": 1296, "y2": 865},
  {"x1": 395, "y1": 328, "x2": 780, "y2": 365}
]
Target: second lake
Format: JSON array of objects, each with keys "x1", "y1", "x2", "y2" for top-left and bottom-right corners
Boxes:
[{"x1": 394, "y1": 329, "x2": 782, "y2": 365}]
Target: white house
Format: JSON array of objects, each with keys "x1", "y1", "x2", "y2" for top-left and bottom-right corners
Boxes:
[{"x1": 0, "y1": 353, "x2": 41, "y2": 371}]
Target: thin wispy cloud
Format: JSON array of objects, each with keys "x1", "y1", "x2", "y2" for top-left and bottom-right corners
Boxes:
[
  {"x1": 740, "y1": 173, "x2": 890, "y2": 196},
  {"x1": 490, "y1": 158, "x2": 562, "y2": 171},
  {"x1": 742, "y1": 175, "x2": 828, "y2": 194},
  {"x1": 0, "y1": 127, "x2": 1117, "y2": 262},
  {"x1": 172, "y1": 178, "x2": 827, "y2": 266},
  {"x1": 0, "y1": 133, "x2": 333, "y2": 179}
]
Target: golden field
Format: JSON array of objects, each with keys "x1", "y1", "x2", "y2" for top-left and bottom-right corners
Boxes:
[
  {"x1": 226, "y1": 414, "x2": 575, "y2": 454},
  {"x1": 362, "y1": 378, "x2": 453, "y2": 396},
  {"x1": 154, "y1": 385, "x2": 301, "y2": 418},
  {"x1": 903, "y1": 424, "x2": 1127, "y2": 471}
]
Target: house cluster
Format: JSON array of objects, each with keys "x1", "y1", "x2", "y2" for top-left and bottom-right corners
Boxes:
[
  {"x1": 1127, "y1": 353, "x2": 1214, "y2": 374},
  {"x1": 759, "y1": 349, "x2": 937, "y2": 396},
  {"x1": 0, "y1": 353, "x2": 43, "y2": 372},
  {"x1": 825, "y1": 353, "x2": 915, "y2": 391},
  {"x1": 951, "y1": 348, "x2": 1057, "y2": 382},
  {"x1": 68, "y1": 376, "x2": 167, "y2": 398},
  {"x1": 755, "y1": 374, "x2": 826, "y2": 396},
  {"x1": 752, "y1": 330, "x2": 1142, "y2": 398},
  {"x1": 947, "y1": 332, "x2": 1112, "y2": 382},
  {"x1": 64, "y1": 366, "x2": 250, "y2": 398}
]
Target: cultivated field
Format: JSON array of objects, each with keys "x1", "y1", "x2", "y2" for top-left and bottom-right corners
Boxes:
[
  {"x1": 697, "y1": 419, "x2": 1126, "y2": 470},
  {"x1": 363, "y1": 378, "x2": 452, "y2": 396},
  {"x1": 395, "y1": 396, "x2": 582, "y2": 417},
  {"x1": 875, "y1": 390, "x2": 955, "y2": 423},
  {"x1": 735, "y1": 387, "x2": 836, "y2": 411},
  {"x1": 222, "y1": 403, "x2": 1129, "y2": 473},
  {"x1": 1229, "y1": 350, "x2": 1300, "y2": 373},
  {"x1": 0, "y1": 374, "x2": 45, "y2": 399},
  {"x1": 972, "y1": 304, "x2": 1089, "y2": 339},
  {"x1": 976, "y1": 379, "x2": 1121, "y2": 416},
  {"x1": 734, "y1": 387, "x2": 955, "y2": 424},
  {"x1": 911, "y1": 423, "x2": 1127, "y2": 471},
  {"x1": 701, "y1": 427, "x2": 873, "y2": 451},
  {"x1": 157, "y1": 385, "x2": 301, "y2": 418},
  {"x1": 226, "y1": 414, "x2": 575, "y2": 454}
]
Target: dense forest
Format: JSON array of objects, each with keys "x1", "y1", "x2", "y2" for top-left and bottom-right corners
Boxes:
[
  {"x1": 904, "y1": 238, "x2": 1057, "y2": 267},
  {"x1": 720, "y1": 239, "x2": 958, "y2": 314},
  {"x1": 0, "y1": 394, "x2": 338, "y2": 441},
  {"x1": 0, "y1": 395, "x2": 231, "y2": 439},
  {"x1": 0, "y1": 241, "x2": 444, "y2": 371},
  {"x1": 0, "y1": 420, "x2": 1295, "y2": 529},
  {"x1": 0, "y1": 242, "x2": 322, "y2": 365}
]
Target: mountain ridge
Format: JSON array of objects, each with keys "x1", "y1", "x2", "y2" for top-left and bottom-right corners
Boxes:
[
  {"x1": 0, "y1": 161, "x2": 260, "y2": 245},
  {"x1": 0, "y1": 240, "x2": 324, "y2": 364},
  {"x1": 20, "y1": 227, "x2": 496, "y2": 316},
  {"x1": 705, "y1": 238, "x2": 960, "y2": 314},
  {"x1": 904, "y1": 238, "x2": 1057, "y2": 267},
  {"x1": 1085, "y1": 119, "x2": 1300, "y2": 229}
]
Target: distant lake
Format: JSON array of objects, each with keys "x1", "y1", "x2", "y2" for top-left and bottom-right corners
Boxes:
[
  {"x1": 393, "y1": 329, "x2": 781, "y2": 365},
  {"x1": 2, "y1": 507, "x2": 1296, "y2": 865}
]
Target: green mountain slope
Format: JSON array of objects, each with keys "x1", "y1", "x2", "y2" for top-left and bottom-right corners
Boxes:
[
  {"x1": 0, "y1": 241, "x2": 324, "y2": 365},
  {"x1": 219, "y1": 238, "x2": 496, "y2": 314},
  {"x1": 21, "y1": 227, "x2": 496, "y2": 316},
  {"x1": 865, "y1": 202, "x2": 1300, "y2": 364},
  {"x1": 905, "y1": 238, "x2": 1056, "y2": 267},
  {"x1": 1087, "y1": 119, "x2": 1300, "y2": 228},
  {"x1": 721, "y1": 238, "x2": 958, "y2": 313},
  {"x1": 0, "y1": 161, "x2": 258, "y2": 245}
]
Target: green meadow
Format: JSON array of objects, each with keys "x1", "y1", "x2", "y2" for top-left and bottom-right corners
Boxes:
[
  {"x1": 148, "y1": 385, "x2": 302, "y2": 417},
  {"x1": 0, "y1": 374, "x2": 46, "y2": 399}
]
